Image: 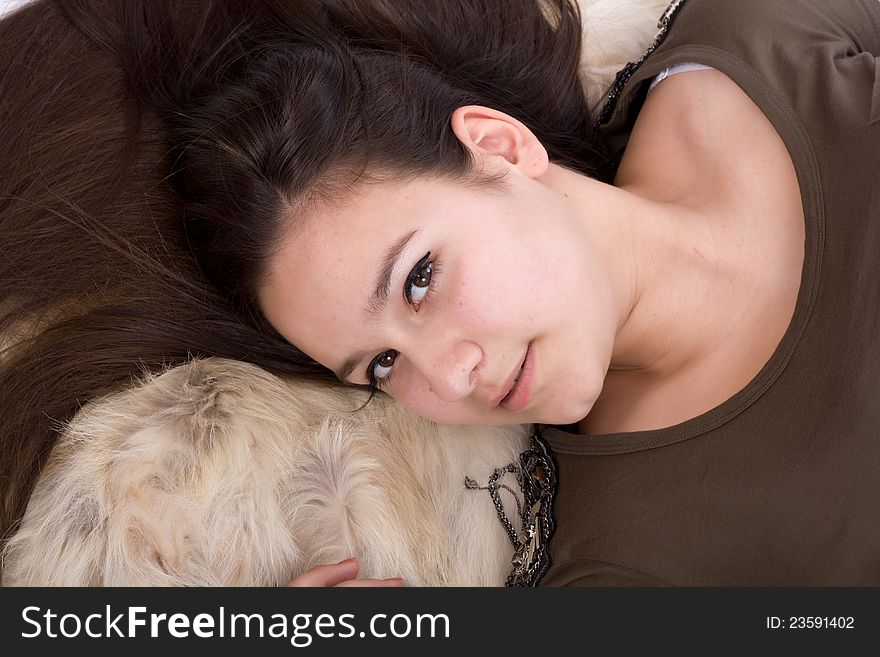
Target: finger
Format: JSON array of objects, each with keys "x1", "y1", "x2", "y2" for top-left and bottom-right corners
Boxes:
[
  {"x1": 336, "y1": 578, "x2": 407, "y2": 588},
  {"x1": 286, "y1": 558, "x2": 360, "y2": 587}
]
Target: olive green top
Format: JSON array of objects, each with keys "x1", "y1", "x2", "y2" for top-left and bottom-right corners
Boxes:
[{"x1": 539, "y1": 0, "x2": 880, "y2": 585}]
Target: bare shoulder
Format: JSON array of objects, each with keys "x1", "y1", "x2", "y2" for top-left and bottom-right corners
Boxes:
[
  {"x1": 638, "y1": 67, "x2": 766, "y2": 143},
  {"x1": 615, "y1": 67, "x2": 789, "y2": 209}
]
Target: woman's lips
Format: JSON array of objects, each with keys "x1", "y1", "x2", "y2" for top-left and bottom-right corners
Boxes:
[{"x1": 500, "y1": 342, "x2": 534, "y2": 411}]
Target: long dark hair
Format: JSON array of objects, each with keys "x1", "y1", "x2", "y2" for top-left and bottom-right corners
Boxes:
[{"x1": 0, "y1": 0, "x2": 608, "y2": 556}]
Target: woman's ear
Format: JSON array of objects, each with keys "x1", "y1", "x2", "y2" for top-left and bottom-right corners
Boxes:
[{"x1": 450, "y1": 105, "x2": 549, "y2": 178}]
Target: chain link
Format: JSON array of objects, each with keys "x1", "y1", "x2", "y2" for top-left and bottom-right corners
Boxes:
[{"x1": 465, "y1": 432, "x2": 558, "y2": 587}]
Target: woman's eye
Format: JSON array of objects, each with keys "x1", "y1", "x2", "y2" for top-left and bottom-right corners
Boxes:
[
  {"x1": 370, "y1": 349, "x2": 398, "y2": 383},
  {"x1": 368, "y1": 252, "x2": 438, "y2": 387},
  {"x1": 405, "y1": 252, "x2": 434, "y2": 308}
]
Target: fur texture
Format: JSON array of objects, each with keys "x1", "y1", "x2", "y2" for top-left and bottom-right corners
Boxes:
[
  {"x1": 4, "y1": 359, "x2": 531, "y2": 585},
  {"x1": 2, "y1": 0, "x2": 668, "y2": 586},
  {"x1": 579, "y1": 0, "x2": 670, "y2": 110}
]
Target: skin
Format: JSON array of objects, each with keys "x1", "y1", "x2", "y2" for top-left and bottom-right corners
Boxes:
[
  {"x1": 286, "y1": 558, "x2": 404, "y2": 587},
  {"x1": 263, "y1": 68, "x2": 805, "y2": 583}
]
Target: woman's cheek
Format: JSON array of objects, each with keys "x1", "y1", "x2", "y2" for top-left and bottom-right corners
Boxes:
[{"x1": 392, "y1": 379, "x2": 434, "y2": 414}]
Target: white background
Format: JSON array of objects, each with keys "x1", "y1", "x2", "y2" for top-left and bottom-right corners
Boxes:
[{"x1": 1, "y1": 0, "x2": 32, "y2": 19}]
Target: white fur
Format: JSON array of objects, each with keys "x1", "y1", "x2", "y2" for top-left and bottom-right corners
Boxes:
[
  {"x1": 2, "y1": 359, "x2": 529, "y2": 585},
  {"x1": 578, "y1": 0, "x2": 671, "y2": 109},
  {"x1": 2, "y1": 0, "x2": 668, "y2": 586}
]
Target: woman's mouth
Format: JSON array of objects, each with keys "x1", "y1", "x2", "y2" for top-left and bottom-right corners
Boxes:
[{"x1": 500, "y1": 342, "x2": 534, "y2": 411}]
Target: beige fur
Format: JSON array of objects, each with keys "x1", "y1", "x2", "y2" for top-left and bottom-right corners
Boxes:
[
  {"x1": 2, "y1": 0, "x2": 667, "y2": 586},
  {"x1": 3, "y1": 359, "x2": 529, "y2": 585},
  {"x1": 579, "y1": 0, "x2": 670, "y2": 110}
]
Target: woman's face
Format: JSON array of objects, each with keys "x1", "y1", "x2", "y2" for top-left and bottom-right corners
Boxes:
[
  {"x1": 258, "y1": 108, "x2": 619, "y2": 426},
  {"x1": 259, "y1": 173, "x2": 618, "y2": 426}
]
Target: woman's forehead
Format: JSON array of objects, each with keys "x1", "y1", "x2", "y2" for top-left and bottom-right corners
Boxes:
[{"x1": 260, "y1": 190, "x2": 429, "y2": 347}]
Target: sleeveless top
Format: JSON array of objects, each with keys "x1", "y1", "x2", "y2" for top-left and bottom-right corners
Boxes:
[{"x1": 535, "y1": 0, "x2": 880, "y2": 586}]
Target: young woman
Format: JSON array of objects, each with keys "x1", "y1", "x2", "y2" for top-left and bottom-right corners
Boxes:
[
  {"x1": 272, "y1": 0, "x2": 880, "y2": 585},
  {"x1": 2, "y1": 0, "x2": 878, "y2": 586}
]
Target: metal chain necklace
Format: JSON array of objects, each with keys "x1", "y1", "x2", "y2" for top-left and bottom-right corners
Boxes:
[{"x1": 465, "y1": 432, "x2": 558, "y2": 587}]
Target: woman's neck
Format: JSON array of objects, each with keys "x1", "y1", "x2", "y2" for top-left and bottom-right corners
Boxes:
[
  {"x1": 541, "y1": 161, "x2": 757, "y2": 393},
  {"x1": 541, "y1": 68, "x2": 806, "y2": 434}
]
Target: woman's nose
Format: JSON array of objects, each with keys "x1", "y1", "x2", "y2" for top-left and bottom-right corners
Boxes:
[{"x1": 411, "y1": 338, "x2": 482, "y2": 402}]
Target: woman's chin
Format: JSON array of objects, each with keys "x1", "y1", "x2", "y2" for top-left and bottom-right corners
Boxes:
[{"x1": 538, "y1": 395, "x2": 598, "y2": 427}]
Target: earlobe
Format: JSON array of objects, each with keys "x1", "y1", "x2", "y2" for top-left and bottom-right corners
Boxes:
[{"x1": 450, "y1": 105, "x2": 548, "y2": 178}]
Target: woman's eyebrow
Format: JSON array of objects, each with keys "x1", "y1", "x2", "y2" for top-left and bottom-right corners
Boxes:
[
  {"x1": 335, "y1": 350, "x2": 369, "y2": 383},
  {"x1": 364, "y1": 228, "x2": 420, "y2": 319},
  {"x1": 333, "y1": 228, "x2": 420, "y2": 382}
]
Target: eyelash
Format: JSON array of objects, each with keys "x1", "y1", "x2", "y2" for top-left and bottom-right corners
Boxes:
[{"x1": 366, "y1": 252, "x2": 441, "y2": 390}]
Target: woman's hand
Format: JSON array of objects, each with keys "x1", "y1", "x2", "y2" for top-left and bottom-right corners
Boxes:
[{"x1": 286, "y1": 557, "x2": 406, "y2": 587}]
